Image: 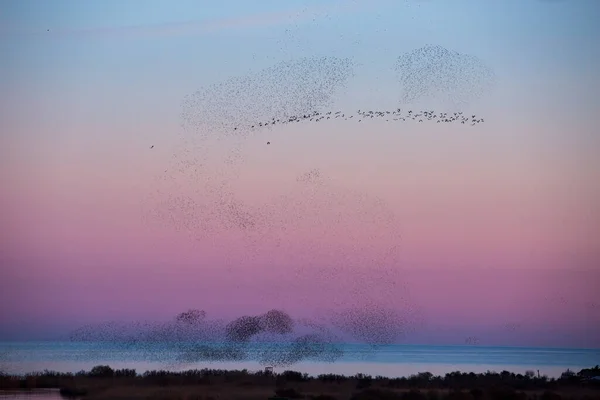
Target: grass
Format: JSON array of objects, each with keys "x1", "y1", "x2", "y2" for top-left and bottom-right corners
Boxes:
[{"x1": 0, "y1": 365, "x2": 598, "y2": 399}]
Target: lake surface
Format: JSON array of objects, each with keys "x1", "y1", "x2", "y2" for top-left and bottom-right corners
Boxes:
[
  {"x1": 1, "y1": 342, "x2": 598, "y2": 378},
  {"x1": 0, "y1": 390, "x2": 67, "y2": 400}
]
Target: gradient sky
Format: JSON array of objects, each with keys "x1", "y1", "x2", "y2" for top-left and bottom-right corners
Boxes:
[{"x1": 1, "y1": 0, "x2": 599, "y2": 346}]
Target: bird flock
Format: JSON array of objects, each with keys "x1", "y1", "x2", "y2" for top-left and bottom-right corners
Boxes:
[
  {"x1": 68, "y1": 309, "x2": 343, "y2": 368},
  {"x1": 87, "y1": 44, "x2": 495, "y2": 369},
  {"x1": 67, "y1": 303, "x2": 425, "y2": 368},
  {"x1": 180, "y1": 56, "x2": 355, "y2": 141},
  {"x1": 228, "y1": 108, "x2": 485, "y2": 137},
  {"x1": 395, "y1": 44, "x2": 496, "y2": 108}
]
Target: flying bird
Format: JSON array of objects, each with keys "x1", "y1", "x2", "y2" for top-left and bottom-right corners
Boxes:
[{"x1": 231, "y1": 108, "x2": 485, "y2": 132}]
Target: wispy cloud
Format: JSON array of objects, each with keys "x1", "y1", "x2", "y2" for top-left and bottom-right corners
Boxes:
[{"x1": 0, "y1": 0, "x2": 375, "y2": 40}]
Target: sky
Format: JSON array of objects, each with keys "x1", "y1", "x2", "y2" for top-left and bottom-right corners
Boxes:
[{"x1": 0, "y1": 0, "x2": 599, "y2": 346}]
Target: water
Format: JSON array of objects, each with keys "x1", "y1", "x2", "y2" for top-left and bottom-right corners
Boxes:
[
  {"x1": 0, "y1": 390, "x2": 67, "y2": 400},
  {"x1": 1, "y1": 342, "x2": 598, "y2": 378}
]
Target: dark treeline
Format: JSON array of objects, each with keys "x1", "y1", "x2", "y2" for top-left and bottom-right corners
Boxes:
[{"x1": 0, "y1": 365, "x2": 598, "y2": 400}]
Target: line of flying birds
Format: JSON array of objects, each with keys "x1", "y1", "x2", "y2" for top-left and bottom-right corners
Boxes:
[
  {"x1": 151, "y1": 109, "x2": 485, "y2": 148},
  {"x1": 233, "y1": 108, "x2": 485, "y2": 132},
  {"x1": 239, "y1": 108, "x2": 485, "y2": 146}
]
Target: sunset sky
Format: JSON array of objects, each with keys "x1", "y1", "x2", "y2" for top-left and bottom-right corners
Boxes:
[{"x1": 1, "y1": 0, "x2": 599, "y2": 346}]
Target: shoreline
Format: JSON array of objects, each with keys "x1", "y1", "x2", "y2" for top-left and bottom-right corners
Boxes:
[
  {"x1": 0, "y1": 361, "x2": 587, "y2": 380},
  {"x1": 1, "y1": 365, "x2": 598, "y2": 400}
]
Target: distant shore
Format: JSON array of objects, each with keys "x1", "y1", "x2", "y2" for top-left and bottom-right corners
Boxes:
[
  {"x1": 2, "y1": 341, "x2": 598, "y2": 382},
  {"x1": 1, "y1": 364, "x2": 598, "y2": 400}
]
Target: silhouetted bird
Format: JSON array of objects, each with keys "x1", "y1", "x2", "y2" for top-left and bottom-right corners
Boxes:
[{"x1": 232, "y1": 108, "x2": 484, "y2": 132}]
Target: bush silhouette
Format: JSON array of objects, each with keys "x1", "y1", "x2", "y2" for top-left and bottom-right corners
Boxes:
[
  {"x1": 540, "y1": 391, "x2": 563, "y2": 400},
  {"x1": 445, "y1": 390, "x2": 473, "y2": 400},
  {"x1": 275, "y1": 387, "x2": 304, "y2": 398},
  {"x1": 426, "y1": 390, "x2": 441, "y2": 400},
  {"x1": 351, "y1": 388, "x2": 403, "y2": 400},
  {"x1": 311, "y1": 395, "x2": 338, "y2": 400},
  {"x1": 469, "y1": 388, "x2": 484, "y2": 399},
  {"x1": 1, "y1": 365, "x2": 598, "y2": 399},
  {"x1": 279, "y1": 370, "x2": 308, "y2": 382},
  {"x1": 356, "y1": 374, "x2": 373, "y2": 389},
  {"x1": 487, "y1": 386, "x2": 527, "y2": 400},
  {"x1": 89, "y1": 365, "x2": 114, "y2": 378},
  {"x1": 59, "y1": 386, "x2": 88, "y2": 398},
  {"x1": 401, "y1": 389, "x2": 428, "y2": 400}
]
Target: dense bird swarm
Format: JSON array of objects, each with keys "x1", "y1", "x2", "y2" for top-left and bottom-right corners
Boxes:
[
  {"x1": 180, "y1": 57, "x2": 355, "y2": 140},
  {"x1": 78, "y1": 45, "x2": 498, "y2": 369},
  {"x1": 464, "y1": 336, "x2": 480, "y2": 346},
  {"x1": 67, "y1": 309, "x2": 344, "y2": 368},
  {"x1": 395, "y1": 44, "x2": 495, "y2": 108}
]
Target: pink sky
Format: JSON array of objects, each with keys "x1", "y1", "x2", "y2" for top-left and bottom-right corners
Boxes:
[
  {"x1": 1, "y1": 114, "x2": 599, "y2": 345},
  {"x1": 1, "y1": 0, "x2": 599, "y2": 346}
]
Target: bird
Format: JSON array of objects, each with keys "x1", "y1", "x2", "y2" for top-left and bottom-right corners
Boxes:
[
  {"x1": 231, "y1": 108, "x2": 485, "y2": 132},
  {"x1": 150, "y1": 145, "x2": 154, "y2": 149},
  {"x1": 267, "y1": 142, "x2": 270, "y2": 145}
]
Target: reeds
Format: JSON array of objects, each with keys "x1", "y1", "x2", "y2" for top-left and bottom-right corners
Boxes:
[{"x1": 0, "y1": 365, "x2": 598, "y2": 399}]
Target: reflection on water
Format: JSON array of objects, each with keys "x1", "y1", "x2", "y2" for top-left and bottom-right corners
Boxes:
[{"x1": 0, "y1": 390, "x2": 69, "y2": 400}]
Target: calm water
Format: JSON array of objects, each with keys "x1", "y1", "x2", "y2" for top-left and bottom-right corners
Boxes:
[
  {"x1": 1, "y1": 342, "x2": 598, "y2": 378},
  {"x1": 0, "y1": 390, "x2": 67, "y2": 400}
]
